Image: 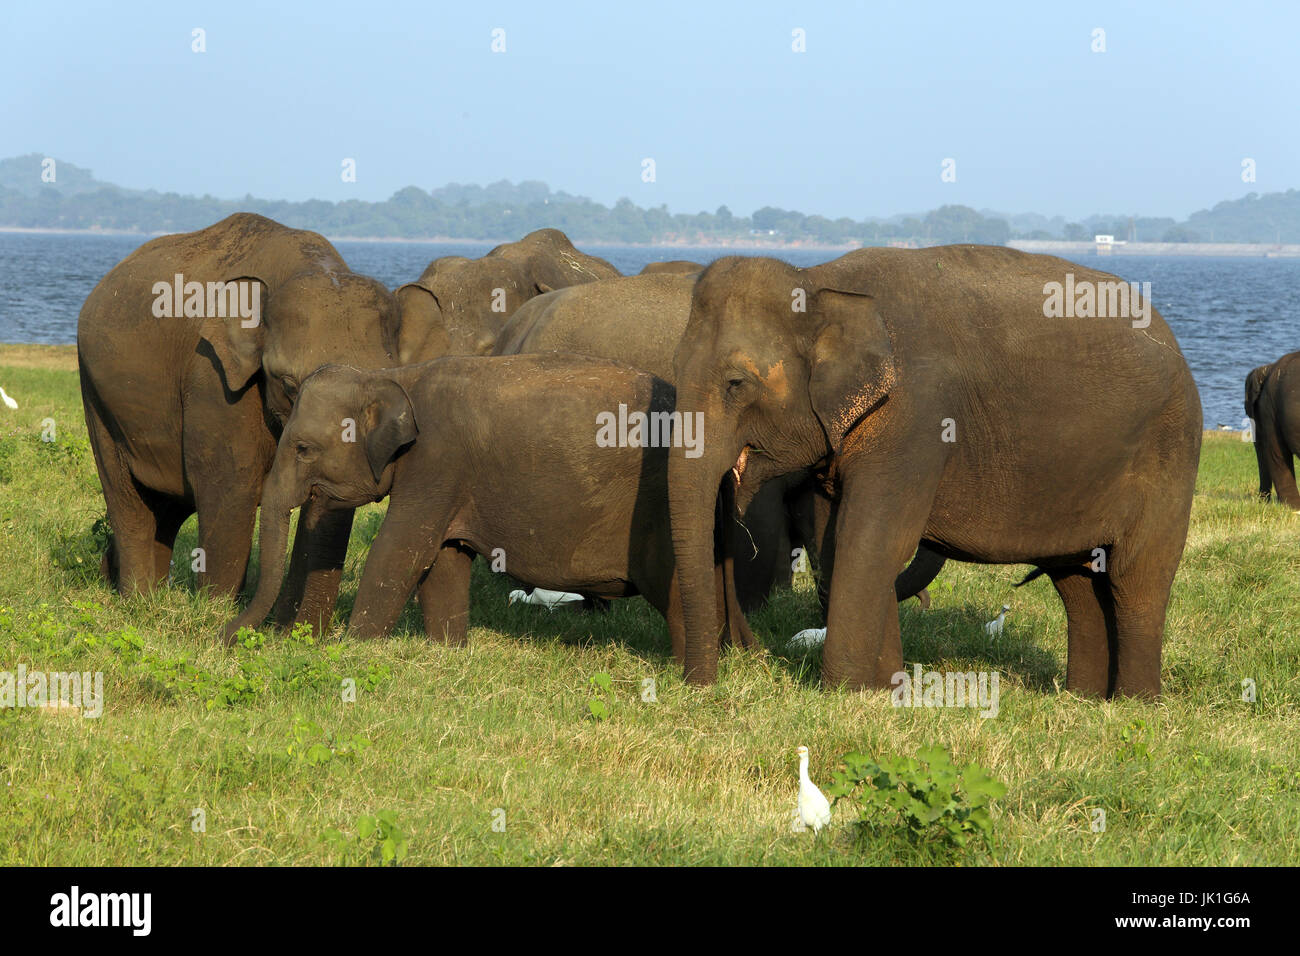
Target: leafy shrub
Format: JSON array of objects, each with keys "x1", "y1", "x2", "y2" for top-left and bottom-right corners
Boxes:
[
  {"x1": 586, "y1": 671, "x2": 613, "y2": 720},
  {"x1": 48, "y1": 515, "x2": 110, "y2": 582},
  {"x1": 826, "y1": 744, "x2": 1006, "y2": 851},
  {"x1": 322, "y1": 810, "x2": 409, "y2": 865},
  {"x1": 286, "y1": 715, "x2": 371, "y2": 766},
  {"x1": 1118, "y1": 719, "x2": 1150, "y2": 763}
]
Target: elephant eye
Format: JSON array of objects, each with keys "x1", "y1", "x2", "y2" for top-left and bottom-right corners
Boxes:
[
  {"x1": 294, "y1": 441, "x2": 314, "y2": 458},
  {"x1": 282, "y1": 378, "x2": 300, "y2": 401}
]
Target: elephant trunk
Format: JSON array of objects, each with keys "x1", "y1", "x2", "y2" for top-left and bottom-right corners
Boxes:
[
  {"x1": 668, "y1": 405, "x2": 735, "y2": 683},
  {"x1": 221, "y1": 465, "x2": 301, "y2": 645},
  {"x1": 717, "y1": 476, "x2": 756, "y2": 649}
]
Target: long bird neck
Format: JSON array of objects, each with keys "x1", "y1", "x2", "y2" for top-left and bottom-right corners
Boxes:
[{"x1": 799, "y1": 755, "x2": 810, "y2": 782}]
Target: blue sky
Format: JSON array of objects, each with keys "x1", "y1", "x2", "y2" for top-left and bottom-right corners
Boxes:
[{"x1": 1, "y1": 1, "x2": 1293, "y2": 220}]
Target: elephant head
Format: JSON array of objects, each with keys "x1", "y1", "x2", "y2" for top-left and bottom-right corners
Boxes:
[
  {"x1": 201, "y1": 270, "x2": 401, "y2": 424},
  {"x1": 394, "y1": 258, "x2": 546, "y2": 362},
  {"x1": 1245, "y1": 363, "x2": 1274, "y2": 419},
  {"x1": 395, "y1": 229, "x2": 620, "y2": 362},
  {"x1": 667, "y1": 256, "x2": 896, "y2": 683},
  {"x1": 222, "y1": 365, "x2": 418, "y2": 643}
]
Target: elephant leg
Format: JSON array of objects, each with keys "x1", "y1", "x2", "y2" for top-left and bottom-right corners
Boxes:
[
  {"x1": 104, "y1": 482, "x2": 165, "y2": 598},
  {"x1": 417, "y1": 542, "x2": 473, "y2": 645},
  {"x1": 730, "y1": 479, "x2": 791, "y2": 613},
  {"x1": 271, "y1": 497, "x2": 355, "y2": 634},
  {"x1": 820, "y1": 477, "x2": 934, "y2": 690},
  {"x1": 809, "y1": 486, "x2": 838, "y2": 623},
  {"x1": 1257, "y1": 407, "x2": 1300, "y2": 508},
  {"x1": 715, "y1": 550, "x2": 756, "y2": 649},
  {"x1": 1273, "y1": 421, "x2": 1300, "y2": 510},
  {"x1": 82, "y1": 383, "x2": 160, "y2": 596},
  {"x1": 350, "y1": 500, "x2": 450, "y2": 640},
  {"x1": 715, "y1": 481, "x2": 757, "y2": 649},
  {"x1": 1252, "y1": 425, "x2": 1274, "y2": 500},
  {"x1": 151, "y1": 498, "x2": 193, "y2": 582},
  {"x1": 191, "y1": 471, "x2": 259, "y2": 599},
  {"x1": 1107, "y1": 542, "x2": 1182, "y2": 699},
  {"x1": 1048, "y1": 567, "x2": 1115, "y2": 698}
]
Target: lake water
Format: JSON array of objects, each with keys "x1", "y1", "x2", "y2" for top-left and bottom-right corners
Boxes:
[{"x1": 1, "y1": 231, "x2": 1295, "y2": 429}]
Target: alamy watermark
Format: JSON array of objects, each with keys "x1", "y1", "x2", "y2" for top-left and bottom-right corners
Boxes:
[
  {"x1": 50, "y1": 886, "x2": 150, "y2": 935},
  {"x1": 1043, "y1": 274, "x2": 1151, "y2": 328},
  {"x1": 890, "y1": 665, "x2": 999, "y2": 718},
  {"x1": 151, "y1": 274, "x2": 261, "y2": 327},
  {"x1": 596, "y1": 403, "x2": 704, "y2": 458},
  {"x1": 1, "y1": 666, "x2": 104, "y2": 718}
]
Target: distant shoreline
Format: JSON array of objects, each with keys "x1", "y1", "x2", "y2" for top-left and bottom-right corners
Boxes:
[
  {"x1": 3, "y1": 226, "x2": 1299, "y2": 257},
  {"x1": 0, "y1": 225, "x2": 860, "y2": 252}
]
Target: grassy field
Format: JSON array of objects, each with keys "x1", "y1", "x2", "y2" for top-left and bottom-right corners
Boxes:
[{"x1": 1, "y1": 342, "x2": 1297, "y2": 866}]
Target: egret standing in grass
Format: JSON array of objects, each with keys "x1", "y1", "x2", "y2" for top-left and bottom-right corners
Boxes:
[
  {"x1": 984, "y1": 604, "x2": 1011, "y2": 640},
  {"x1": 507, "y1": 588, "x2": 585, "y2": 610},
  {"x1": 794, "y1": 745, "x2": 832, "y2": 834},
  {"x1": 0, "y1": 386, "x2": 16, "y2": 410},
  {"x1": 789, "y1": 626, "x2": 827, "y2": 649}
]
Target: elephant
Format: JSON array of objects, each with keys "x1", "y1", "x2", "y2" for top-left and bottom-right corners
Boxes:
[
  {"x1": 493, "y1": 272, "x2": 945, "y2": 613},
  {"x1": 493, "y1": 272, "x2": 694, "y2": 382},
  {"x1": 1245, "y1": 353, "x2": 1300, "y2": 509},
  {"x1": 640, "y1": 260, "x2": 705, "y2": 276},
  {"x1": 667, "y1": 245, "x2": 1202, "y2": 698},
  {"x1": 394, "y1": 228, "x2": 621, "y2": 361},
  {"x1": 223, "y1": 354, "x2": 753, "y2": 663},
  {"x1": 78, "y1": 212, "x2": 401, "y2": 631}
]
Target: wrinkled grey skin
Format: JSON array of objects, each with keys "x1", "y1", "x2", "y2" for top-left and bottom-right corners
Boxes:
[
  {"x1": 395, "y1": 228, "x2": 621, "y2": 361},
  {"x1": 493, "y1": 272, "x2": 944, "y2": 613},
  {"x1": 640, "y1": 260, "x2": 705, "y2": 276},
  {"x1": 1246, "y1": 353, "x2": 1300, "y2": 508},
  {"x1": 669, "y1": 246, "x2": 1201, "y2": 697},
  {"x1": 224, "y1": 356, "x2": 753, "y2": 663},
  {"x1": 78, "y1": 212, "x2": 400, "y2": 634}
]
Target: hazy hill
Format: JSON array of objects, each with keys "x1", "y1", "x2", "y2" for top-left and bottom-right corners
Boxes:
[
  {"x1": 0, "y1": 154, "x2": 1296, "y2": 245},
  {"x1": 0, "y1": 153, "x2": 135, "y2": 198}
]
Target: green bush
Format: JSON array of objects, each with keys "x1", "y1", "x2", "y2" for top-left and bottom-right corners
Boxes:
[{"x1": 826, "y1": 745, "x2": 1007, "y2": 852}]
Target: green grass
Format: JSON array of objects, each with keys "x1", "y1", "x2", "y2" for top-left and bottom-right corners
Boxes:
[{"x1": 1, "y1": 343, "x2": 1298, "y2": 865}]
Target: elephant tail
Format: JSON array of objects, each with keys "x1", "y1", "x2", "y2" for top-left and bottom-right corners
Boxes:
[
  {"x1": 894, "y1": 544, "x2": 946, "y2": 601},
  {"x1": 1015, "y1": 567, "x2": 1049, "y2": 587}
]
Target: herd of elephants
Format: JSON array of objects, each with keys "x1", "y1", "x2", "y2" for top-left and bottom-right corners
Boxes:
[{"x1": 74, "y1": 213, "x2": 1300, "y2": 699}]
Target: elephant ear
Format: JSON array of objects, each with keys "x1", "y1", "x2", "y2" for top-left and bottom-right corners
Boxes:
[
  {"x1": 1245, "y1": 364, "x2": 1273, "y2": 417},
  {"x1": 200, "y1": 276, "x2": 270, "y2": 393},
  {"x1": 805, "y1": 290, "x2": 897, "y2": 453},
  {"x1": 362, "y1": 378, "x2": 418, "y2": 483},
  {"x1": 395, "y1": 283, "x2": 449, "y2": 364}
]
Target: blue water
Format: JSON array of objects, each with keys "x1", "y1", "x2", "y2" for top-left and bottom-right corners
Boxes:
[{"x1": 1, "y1": 231, "x2": 1295, "y2": 429}]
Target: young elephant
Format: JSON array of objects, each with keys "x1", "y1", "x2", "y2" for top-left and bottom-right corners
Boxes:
[
  {"x1": 223, "y1": 355, "x2": 753, "y2": 662},
  {"x1": 1245, "y1": 353, "x2": 1300, "y2": 509},
  {"x1": 78, "y1": 212, "x2": 401, "y2": 626}
]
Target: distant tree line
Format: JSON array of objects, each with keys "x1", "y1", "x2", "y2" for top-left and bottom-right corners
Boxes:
[{"x1": 3, "y1": 154, "x2": 1299, "y2": 245}]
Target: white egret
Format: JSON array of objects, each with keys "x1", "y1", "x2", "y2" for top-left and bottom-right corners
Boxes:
[
  {"x1": 0, "y1": 386, "x2": 16, "y2": 410},
  {"x1": 790, "y1": 626, "x2": 827, "y2": 649},
  {"x1": 795, "y1": 745, "x2": 832, "y2": 834},
  {"x1": 984, "y1": 604, "x2": 1011, "y2": 639},
  {"x1": 507, "y1": 588, "x2": 585, "y2": 610}
]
